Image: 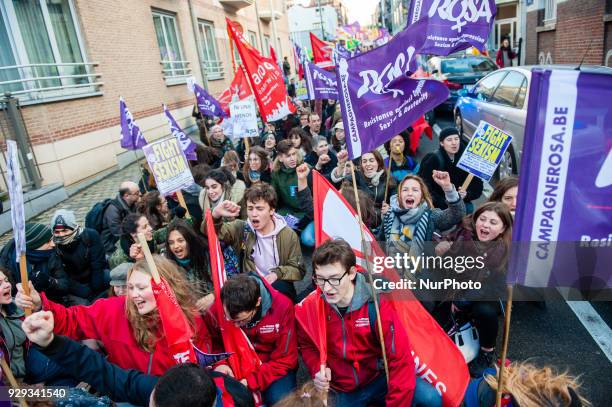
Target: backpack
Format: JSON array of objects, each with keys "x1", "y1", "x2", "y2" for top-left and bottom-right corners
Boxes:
[{"x1": 85, "y1": 199, "x2": 123, "y2": 233}]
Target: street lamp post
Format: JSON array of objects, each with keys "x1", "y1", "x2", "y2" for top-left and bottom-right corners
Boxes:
[{"x1": 318, "y1": 0, "x2": 326, "y2": 40}]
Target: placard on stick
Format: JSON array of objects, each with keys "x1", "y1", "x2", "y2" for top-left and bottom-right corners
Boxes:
[
  {"x1": 457, "y1": 121, "x2": 513, "y2": 182},
  {"x1": 142, "y1": 137, "x2": 194, "y2": 196},
  {"x1": 230, "y1": 99, "x2": 258, "y2": 138}
]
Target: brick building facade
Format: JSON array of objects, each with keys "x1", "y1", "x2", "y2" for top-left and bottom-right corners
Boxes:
[
  {"x1": 524, "y1": 0, "x2": 611, "y2": 67},
  {"x1": 1, "y1": 0, "x2": 292, "y2": 189}
]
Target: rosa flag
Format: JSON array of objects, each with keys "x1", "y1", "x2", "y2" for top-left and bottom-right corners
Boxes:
[
  {"x1": 313, "y1": 171, "x2": 470, "y2": 406},
  {"x1": 309, "y1": 32, "x2": 334, "y2": 69},
  {"x1": 226, "y1": 18, "x2": 295, "y2": 123},
  {"x1": 218, "y1": 67, "x2": 253, "y2": 116}
]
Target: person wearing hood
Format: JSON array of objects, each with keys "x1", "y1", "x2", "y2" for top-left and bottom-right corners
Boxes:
[
  {"x1": 51, "y1": 210, "x2": 108, "y2": 305},
  {"x1": 0, "y1": 223, "x2": 69, "y2": 304},
  {"x1": 418, "y1": 127, "x2": 483, "y2": 212},
  {"x1": 202, "y1": 182, "x2": 306, "y2": 303},
  {"x1": 297, "y1": 239, "x2": 441, "y2": 407},
  {"x1": 208, "y1": 125, "x2": 235, "y2": 165},
  {"x1": 206, "y1": 274, "x2": 297, "y2": 405}
]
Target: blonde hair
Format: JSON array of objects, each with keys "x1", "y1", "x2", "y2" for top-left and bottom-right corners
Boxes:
[
  {"x1": 126, "y1": 255, "x2": 197, "y2": 352},
  {"x1": 397, "y1": 175, "x2": 434, "y2": 209},
  {"x1": 274, "y1": 382, "x2": 326, "y2": 407},
  {"x1": 484, "y1": 361, "x2": 591, "y2": 407}
]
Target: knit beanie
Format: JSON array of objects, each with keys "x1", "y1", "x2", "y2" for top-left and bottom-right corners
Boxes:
[
  {"x1": 25, "y1": 223, "x2": 53, "y2": 250},
  {"x1": 439, "y1": 127, "x2": 460, "y2": 142},
  {"x1": 51, "y1": 209, "x2": 78, "y2": 231}
]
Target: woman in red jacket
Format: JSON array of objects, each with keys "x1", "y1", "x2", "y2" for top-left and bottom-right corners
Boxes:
[{"x1": 15, "y1": 255, "x2": 214, "y2": 376}]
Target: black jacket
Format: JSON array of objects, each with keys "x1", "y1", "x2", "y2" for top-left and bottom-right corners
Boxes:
[
  {"x1": 39, "y1": 335, "x2": 255, "y2": 407},
  {"x1": 0, "y1": 240, "x2": 69, "y2": 302},
  {"x1": 418, "y1": 145, "x2": 484, "y2": 209},
  {"x1": 55, "y1": 228, "x2": 107, "y2": 299},
  {"x1": 304, "y1": 150, "x2": 338, "y2": 178},
  {"x1": 101, "y1": 195, "x2": 134, "y2": 254}
]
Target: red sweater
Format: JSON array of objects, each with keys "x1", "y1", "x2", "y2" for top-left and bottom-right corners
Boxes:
[{"x1": 42, "y1": 293, "x2": 213, "y2": 376}]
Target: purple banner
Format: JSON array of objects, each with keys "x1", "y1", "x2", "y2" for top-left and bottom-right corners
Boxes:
[
  {"x1": 508, "y1": 69, "x2": 612, "y2": 291},
  {"x1": 193, "y1": 82, "x2": 227, "y2": 118},
  {"x1": 119, "y1": 97, "x2": 147, "y2": 150},
  {"x1": 304, "y1": 61, "x2": 339, "y2": 100},
  {"x1": 163, "y1": 105, "x2": 197, "y2": 161},
  {"x1": 335, "y1": 18, "x2": 449, "y2": 159},
  {"x1": 407, "y1": 0, "x2": 496, "y2": 54}
]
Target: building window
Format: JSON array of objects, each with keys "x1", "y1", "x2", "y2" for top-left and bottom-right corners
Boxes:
[
  {"x1": 198, "y1": 20, "x2": 223, "y2": 80},
  {"x1": 263, "y1": 35, "x2": 270, "y2": 56},
  {"x1": 153, "y1": 10, "x2": 190, "y2": 85},
  {"x1": 248, "y1": 30, "x2": 258, "y2": 51},
  {"x1": 544, "y1": 0, "x2": 556, "y2": 22},
  {"x1": 0, "y1": 0, "x2": 100, "y2": 104}
]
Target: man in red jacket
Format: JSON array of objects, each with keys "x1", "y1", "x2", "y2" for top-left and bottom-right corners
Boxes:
[
  {"x1": 209, "y1": 273, "x2": 297, "y2": 405},
  {"x1": 298, "y1": 239, "x2": 440, "y2": 407}
]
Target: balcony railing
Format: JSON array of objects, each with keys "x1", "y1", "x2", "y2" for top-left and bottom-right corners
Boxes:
[
  {"x1": 161, "y1": 60, "x2": 192, "y2": 85},
  {"x1": 202, "y1": 60, "x2": 225, "y2": 80},
  {"x1": 0, "y1": 62, "x2": 102, "y2": 104}
]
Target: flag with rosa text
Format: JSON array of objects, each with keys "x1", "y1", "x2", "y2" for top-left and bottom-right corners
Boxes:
[
  {"x1": 335, "y1": 18, "x2": 449, "y2": 159},
  {"x1": 310, "y1": 32, "x2": 334, "y2": 69},
  {"x1": 227, "y1": 18, "x2": 295, "y2": 123},
  {"x1": 163, "y1": 105, "x2": 197, "y2": 161},
  {"x1": 304, "y1": 60, "x2": 339, "y2": 100},
  {"x1": 218, "y1": 67, "x2": 253, "y2": 116},
  {"x1": 407, "y1": 0, "x2": 496, "y2": 54},
  {"x1": 119, "y1": 97, "x2": 147, "y2": 150},
  {"x1": 313, "y1": 170, "x2": 470, "y2": 406},
  {"x1": 190, "y1": 81, "x2": 227, "y2": 118}
]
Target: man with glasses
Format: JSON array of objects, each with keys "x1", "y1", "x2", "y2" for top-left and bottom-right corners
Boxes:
[
  {"x1": 207, "y1": 274, "x2": 297, "y2": 406},
  {"x1": 101, "y1": 181, "x2": 140, "y2": 255},
  {"x1": 297, "y1": 239, "x2": 442, "y2": 407}
]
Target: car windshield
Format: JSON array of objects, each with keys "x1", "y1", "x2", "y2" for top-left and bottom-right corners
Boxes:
[{"x1": 441, "y1": 57, "x2": 497, "y2": 74}]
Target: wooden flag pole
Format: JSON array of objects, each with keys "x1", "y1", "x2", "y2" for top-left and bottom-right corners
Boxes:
[
  {"x1": 175, "y1": 190, "x2": 192, "y2": 219},
  {"x1": 244, "y1": 137, "x2": 251, "y2": 161},
  {"x1": 137, "y1": 233, "x2": 161, "y2": 284},
  {"x1": 135, "y1": 152, "x2": 149, "y2": 193},
  {"x1": 0, "y1": 357, "x2": 28, "y2": 407},
  {"x1": 495, "y1": 284, "x2": 514, "y2": 407},
  {"x1": 19, "y1": 253, "x2": 31, "y2": 317},
  {"x1": 383, "y1": 146, "x2": 401, "y2": 204},
  {"x1": 349, "y1": 162, "x2": 390, "y2": 383},
  {"x1": 461, "y1": 173, "x2": 474, "y2": 192}
]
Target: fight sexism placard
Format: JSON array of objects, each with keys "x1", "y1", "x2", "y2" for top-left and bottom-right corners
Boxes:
[
  {"x1": 456, "y1": 121, "x2": 513, "y2": 182},
  {"x1": 142, "y1": 137, "x2": 194, "y2": 196}
]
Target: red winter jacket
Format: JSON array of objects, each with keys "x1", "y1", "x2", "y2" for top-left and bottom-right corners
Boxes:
[
  {"x1": 206, "y1": 274, "x2": 297, "y2": 392},
  {"x1": 297, "y1": 273, "x2": 415, "y2": 407},
  {"x1": 41, "y1": 293, "x2": 213, "y2": 376}
]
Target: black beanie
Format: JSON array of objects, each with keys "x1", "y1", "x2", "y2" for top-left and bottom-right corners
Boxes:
[{"x1": 439, "y1": 127, "x2": 460, "y2": 142}]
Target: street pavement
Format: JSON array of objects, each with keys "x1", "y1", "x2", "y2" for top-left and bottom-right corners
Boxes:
[{"x1": 1, "y1": 121, "x2": 610, "y2": 405}]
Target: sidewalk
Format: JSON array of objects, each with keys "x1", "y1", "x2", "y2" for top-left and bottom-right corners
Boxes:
[{"x1": 0, "y1": 162, "x2": 140, "y2": 246}]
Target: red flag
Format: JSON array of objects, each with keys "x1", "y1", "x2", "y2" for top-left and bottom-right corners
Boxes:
[
  {"x1": 309, "y1": 32, "x2": 334, "y2": 69},
  {"x1": 409, "y1": 116, "x2": 433, "y2": 155},
  {"x1": 312, "y1": 171, "x2": 470, "y2": 407},
  {"x1": 270, "y1": 44, "x2": 278, "y2": 65},
  {"x1": 152, "y1": 278, "x2": 197, "y2": 364},
  {"x1": 218, "y1": 67, "x2": 252, "y2": 116},
  {"x1": 295, "y1": 288, "x2": 327, "y2": 369},
  {"x1": 205, "y1": 210, "x2": 262, "y2": 382},
  {"x1": 227, "y1": 18, "x2": 295, "y2": 123}
]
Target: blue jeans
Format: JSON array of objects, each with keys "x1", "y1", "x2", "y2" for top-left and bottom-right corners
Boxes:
[
  {"x1": 329, "y1": 374, "x2": 442, "y2": 407},
  {"x1": 262, "y1": 370, "x2": 297, "y2": 406},
  {"x1": 300, "y1": 221, "x2": 315, "y2": 247}
]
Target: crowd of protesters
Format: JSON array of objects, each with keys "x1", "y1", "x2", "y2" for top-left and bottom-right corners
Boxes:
[{"x1": 0, "y1": 86, "x2": 590, "y2": 407}]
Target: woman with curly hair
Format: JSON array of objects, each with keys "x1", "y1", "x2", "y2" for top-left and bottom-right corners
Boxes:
[
  {"x1": 137, "y1": 191, "x2": 169, "y2": 231},
  {"x1": 15, "y1": 255, "x2": 214, "y2": 375}
]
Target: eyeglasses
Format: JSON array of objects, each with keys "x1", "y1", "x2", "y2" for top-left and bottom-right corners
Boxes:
[
  {"x1": 312, "y1": 271, "x2": 349, "y2": 287},
  {"x1": 227, "y1": 308, "x2": 257, "y2": 326}
]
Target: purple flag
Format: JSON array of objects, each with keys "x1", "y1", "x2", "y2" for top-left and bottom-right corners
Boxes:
[
  {"x1": 163, "y1": 105, "x2": 197, "y2": 161},
  {"x1": 304, "y1": 61, "x2": 339, "y2": 100},
  {"x1": 193, "y1": 82, "x2": 228, "y2": 118},
  {"x1": 119, "y1": 97, "x2": 147, "y2": 150},
  {"x1": 508, "y1": 69, "x2": 612, "y2": 293},
  {"x1": 335, "y1": 18, "x2": 449, "y2": 159},
  {"x1": 193, "y1": 344, "x2": 232, "y2": 368},
  {"x1": 407, "y1": 0, "x2": 496, "y2": 54}
]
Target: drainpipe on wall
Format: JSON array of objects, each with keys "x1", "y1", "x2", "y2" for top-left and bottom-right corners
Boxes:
[{"x1": 188, "y1": 0, "x2": 209, "y2": 90}]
